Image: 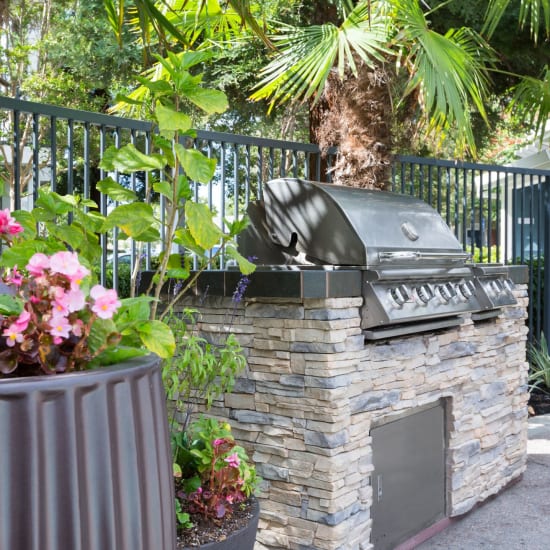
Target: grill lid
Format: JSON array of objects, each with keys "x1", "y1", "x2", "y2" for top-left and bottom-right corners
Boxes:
[{"x1": 264, "y1": 178, "x2": 467, "y2": 267}]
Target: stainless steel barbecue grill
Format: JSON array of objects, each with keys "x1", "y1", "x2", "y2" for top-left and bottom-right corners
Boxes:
[{"x1": 239, "y1": 178, "x2": 517, "y2": 339}]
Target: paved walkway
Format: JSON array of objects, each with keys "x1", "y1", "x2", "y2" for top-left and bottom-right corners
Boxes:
[{"x1": 415, "y1": 415, "x2": 550, "y2": 549}]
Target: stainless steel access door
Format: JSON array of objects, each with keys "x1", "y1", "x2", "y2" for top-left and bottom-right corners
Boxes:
[{"x1": 371, "y1": 401, "x2": 446, "y2": 550}]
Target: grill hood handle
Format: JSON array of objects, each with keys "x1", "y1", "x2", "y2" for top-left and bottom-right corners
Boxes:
[{"x1": 378, "y1": 251, "x2": 471, "y2": 262}]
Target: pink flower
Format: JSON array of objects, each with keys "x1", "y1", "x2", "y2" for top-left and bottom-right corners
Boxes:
[
  {"x1": 49, "y1": 251, "x2": 82, "y2": 277},
  {"x1": 26, "y1": 253, "x2": 50, "y2": 277},
  {"x1": 0, "y1": 209, "x2": 23, "y2": 236},
  {"x1": 51, "y1": 287, "x2": 70, "y2": 316},
  {"x1": 213, "y1": 438, "x2": 225, "y2": 447},
  {"x1": 69, "y1": 265, "x2": 90, "y2": 287},
  {"x1": 66, "y1": 288, "x2": 86, "y2": 312},
  {"x1": 72, "y1": 319, "x2": 84, "y2": 337},
  {"x1": 7, "y1": 268, "x2": 23, "y2": 287},
  {"x1": 48, "y1": 314, "x2": 71, "y2": 339},
  {"x1": 224, "y1": 453, "x2": 240, "y2": 468},
  {"x1": 14, "y1": 310, "x2": 30, "y2": 331},
  {"x1": 90, "y1": 285, "x2": 121, "y2": 319},
  {"x1": 3, "y1": 324, "x2": 24, "y2": 347}
]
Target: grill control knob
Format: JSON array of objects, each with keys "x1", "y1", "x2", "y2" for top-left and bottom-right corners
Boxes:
[
  {"x1": 457, "y1": 280, "x2": 474, "y2": 301},
  {"x1": 414, "y1": 284, "x2": 434, "y2": 304},
  {"x1": 389, "y1": 284, "x2": 410, "y2": 307},
  {"x1": 435, "y1": 282, "x2": 456, "y2": 303}
]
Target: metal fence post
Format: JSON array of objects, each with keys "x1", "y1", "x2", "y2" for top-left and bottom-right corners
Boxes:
[{"x1": 544, "y1": 180, "x2": 550, "y2": 340}]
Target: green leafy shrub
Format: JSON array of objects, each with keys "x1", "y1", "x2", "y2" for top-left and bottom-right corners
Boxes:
[
  {"x1": 471, "y1": 246, "x2": 499, "y2": 263},
  {"x1": 528, "y1": 332, "x2": 550, "y2": 393},
  {"x1": 172, "y1": 416, "x2": 259, "y2": 527}
]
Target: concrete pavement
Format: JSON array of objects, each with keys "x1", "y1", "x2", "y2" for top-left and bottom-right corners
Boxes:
[{"x1": 413, "y1": 415, "x2": 550, "y2": 549}]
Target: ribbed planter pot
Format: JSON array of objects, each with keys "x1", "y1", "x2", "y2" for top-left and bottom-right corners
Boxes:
[
  {"x1": 182, "y1": 497, "x2": 260, "y2": 550},
  {"x1": 0, "y1": 354, "x2": 176, "y2": 550}
]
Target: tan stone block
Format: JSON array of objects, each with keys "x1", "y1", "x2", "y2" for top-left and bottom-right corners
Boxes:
[
  {"x1": 256, "y1": 529, "x2": 290, "y2": 549},
  {"x1": 224, "y1": 393, "x2": 255, "y2": 410},
  {"x1": 304, "y1": 297, "x2": 363, "y2": 308}
]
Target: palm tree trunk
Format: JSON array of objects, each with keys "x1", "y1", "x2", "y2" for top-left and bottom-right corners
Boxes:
[{"x1": 310, "y1": 60, "x2": 394, "y2": 190}]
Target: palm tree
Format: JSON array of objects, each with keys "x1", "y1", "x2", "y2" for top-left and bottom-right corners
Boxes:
[{"x1": 104, "y1": 0, "x2": 550, "y2": 188}]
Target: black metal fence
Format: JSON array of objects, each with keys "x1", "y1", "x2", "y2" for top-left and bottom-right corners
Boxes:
[{"x1": 1, "y1": 96, "x2": 549, "y2": 341}]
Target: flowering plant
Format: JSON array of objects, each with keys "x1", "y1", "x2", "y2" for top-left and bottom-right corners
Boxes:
[
  {"x1": 0, "y1": 250, "x2": 127, "y2": 375},
  {"x1": 173, "y1": 417, "x2": 259, "y2": 527}
]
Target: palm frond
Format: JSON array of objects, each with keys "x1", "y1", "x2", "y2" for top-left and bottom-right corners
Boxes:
[
  {"x1": 250, "y1": 1, "x2": 390, "y2": 109},
  {"x1": 483, "y1": 0, "x2": 550, "y2": 42},
  {"x1": 510, "y1": 66, "x2": 550, "y2": 146},
  {"x1": 393, "y1": 0, "x2": 494, "y2": 154}
]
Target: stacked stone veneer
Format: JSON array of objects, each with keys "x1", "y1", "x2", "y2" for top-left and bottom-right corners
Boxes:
[{"x1": 184, "y1": 284, "x2": 529, "y2": 550}]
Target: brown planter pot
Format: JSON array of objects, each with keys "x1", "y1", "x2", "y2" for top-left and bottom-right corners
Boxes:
[
  {"x1": 182, "y1": 497, "x2": 260, "y2": 550},
  {"x1": 0, "y1": 355, "x2": 176, "y2": 550}
]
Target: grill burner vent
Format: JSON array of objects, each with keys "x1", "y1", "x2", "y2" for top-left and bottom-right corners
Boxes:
[{"x1": 240, "y1": 178, "x2": 516, "y2": 338}]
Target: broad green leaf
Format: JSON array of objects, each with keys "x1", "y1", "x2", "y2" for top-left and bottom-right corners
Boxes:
[
  {"x1": 135, "y1": 75, "x2": 173, "y2": 94},
  {"x1": 173, "y1": 228, "x2": 205, "y2": 256},
  {"x1": 167, "y1": 253, "x2": 183, "y2": 268},
  {"x1": 176, "y1": 175, "x2": 193, "y2": 201},
  {"x1": 153, "y1": 180, "x2": 173, "y2": 199},
  {"x1": 35, "y1": 190, "x2": 72, "y2": 215},
  {"x1": 152, "y1": 134, "x2": 176, "y2": 166},
  {"x1": 104, "y1": 203, "x2": 156, "y2": 238},
  {"x1": 55, "y1": 194, "x2": 79, "y2": 207},
  {"x1": 137, "y1": 320, "x2": 175, "y2": 358},
  {"x1": 174, "y1": 144, "x2": 216, "y2": 183},
  {"x1": 0, "y1": 295, "x2": 23, "y2": 315},
  {"x1": 100, "y1": 144, "x2": 166, "y2": 172},
  {"x1": 116, "y1": 296, "x2": 155, "y2": 324},
  {"x1": 227, "y1": 216, "x2": 250, "y2": 237},
  {"x1": 178, "y1": 50, "x2": 212, "y2": 71},
  {"x1": 97, "y1": 177, "x2": 138, "y2": 202},
  {"x1": 0, "y1": 240, "x2": 61, "y2": 268},
  {"x1": 88, "y1": 317, "x2": 118, "y2": 354},
  {"x1": 81, "y1": 198, "x2": 98, "y2": 208},
  {"x1": 73, "y1": 210, "x2": 105, "y2": 233},
  {"x1": 184, "y1": 88, "x2": 229, "y2": 115},
  {"x1": 113, "y1": 93, "x2": 143, "y2": 106},
  {"x1": 166, "y1": 267, "x2": 191, "y2": 280},
  {"x1": 11, "y1": 210, "x2": 37, "y2": 237},
  {"x1": 48, "y1": 224, "x2": 85, "y2": 250},
  {"x1": 93, "y1": 346, "x2": 148, "y2": 366},
  {"x1": 225, "y1": 246, "x2": 256, "y2": 275},
  {"x1": 156, "y1": 102, "x2": 192, "y2": 134},
  {"x1": 133, "y1": 226, "x2": 161, "y2": 243},
  {"x1": 31, "y1": 207, "x2": 57, "y2": 222},
  {"x1": 185, "y1": 202, "x2": 223, "y2": 249}
]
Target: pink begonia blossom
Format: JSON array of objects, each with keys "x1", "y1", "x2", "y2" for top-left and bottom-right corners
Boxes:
[
  {"x1": 224, "y1": 453, "x2": 240, "y2": 468},
  {"x1": 26, "y1": 253, "x2": 50, "y2": 277},
  {"x1": 66, "y1": 288, "x2": 86, "y2": 312},
  {"x1": 14, "y1": 310, "x2": 30, "y2": 331},
  {"x1": 90, "y1": 285, "x2": 121, "y2": 319},
  {"x1": 7, "y1": 268, "x2": 23, "y2": 287},
  {"x1": 213, "y1": 438, "x2": 225, "y2": 447},
  {"x1": 72, "y1": 319, "x2": 84, "y2": 337},
  {"x1": 69, "y1": 264, "x2": 90, "y2": 287},
  {"x1": 0, "y1": 209, "x2": 23, "y2": 236},
  {"x1": 3, "y1": 324, "x2": 24, "y2": 347},
  {"x1": 48, "y1": 315, "x2": 72, "y2": 339},
  {"x1": 49, "y1": 251, "x2": 82, "y2": 277},
  {"x1": 51, "y1": 287, "x2": 70, "y2": 316}
]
